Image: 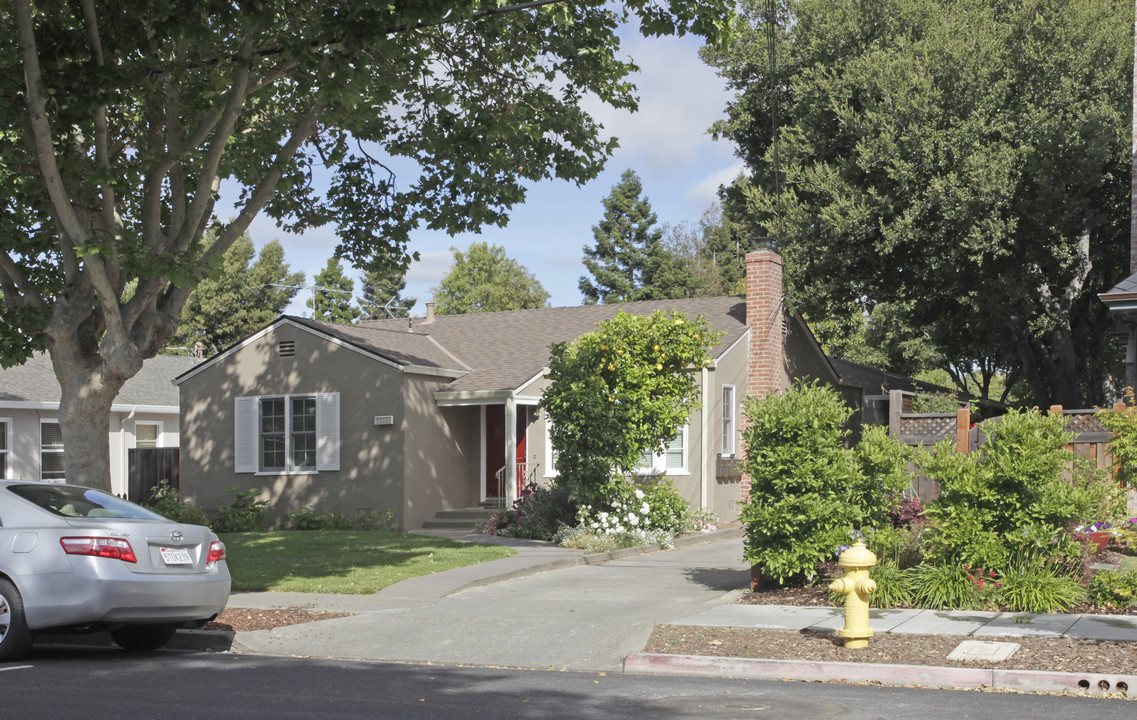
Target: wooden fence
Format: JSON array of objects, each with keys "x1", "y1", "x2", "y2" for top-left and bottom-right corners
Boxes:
[
  {"x1": 127, "y1": 447, "x2": 179, "y2": 504},
  {"x1": 887, "y1": 389, "x2": 1129, "y2": 505}
]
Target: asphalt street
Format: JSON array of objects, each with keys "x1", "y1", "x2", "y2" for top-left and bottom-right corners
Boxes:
[{"x1": 3, "y1": 649, "x2": 1135, "y2": 720}]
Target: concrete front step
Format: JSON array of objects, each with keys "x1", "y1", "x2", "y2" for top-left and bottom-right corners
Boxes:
[{"x1": 421, "y1": 507, "x2": 497, "y2": 530}]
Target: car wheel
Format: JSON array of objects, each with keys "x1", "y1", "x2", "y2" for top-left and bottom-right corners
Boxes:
[
  {"x1": 111, "y1": 624, "x2": 178, "y2": 652},
  {"x1": 0, "y1": 578, "x2": 34, "y2": 662}
]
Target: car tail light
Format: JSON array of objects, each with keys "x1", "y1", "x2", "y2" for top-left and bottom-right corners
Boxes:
[
  {"x1": 60, "y1": 537, "x2": 137, "y2": 563},
  {"x1": 206, "y1": 541, "x2": 226, "y2": 564}
]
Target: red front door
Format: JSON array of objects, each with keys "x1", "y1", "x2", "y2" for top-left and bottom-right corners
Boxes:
[{"x1": 484, "y1": 406, "x2": 527, "y2": 500}]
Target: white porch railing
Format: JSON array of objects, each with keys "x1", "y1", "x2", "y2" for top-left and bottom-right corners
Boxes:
[{"x1": 488, "y1": 462, "x2": 537, "y2": 508}]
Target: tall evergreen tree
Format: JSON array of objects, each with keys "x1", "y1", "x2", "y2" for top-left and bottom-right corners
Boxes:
[
  {"x1": 174, "y1": 236, "x2": 303, "y2": 354},
  {"x1": 580, "y1": 170, "x2": 666, "y2": 303},
  {"x1": 432, "y1": 242, "x2": 550, "y2": 315},
  {"x1": 308, "y1": 258, "x2": 360, "y2": 325},
  {"x1": 358, "y1": 267, "x2": 417, "y2": 320}
]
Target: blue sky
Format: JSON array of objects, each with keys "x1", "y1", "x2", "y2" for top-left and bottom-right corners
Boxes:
[{"x1": 223, "y1": 25, "x2": 742, "y2": 315}]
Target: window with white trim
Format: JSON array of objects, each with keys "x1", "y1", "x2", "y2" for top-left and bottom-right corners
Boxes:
[
  {"x1": 721, "y1": 384, "x2": 736, "y2": 456},
  {"x1": 637, "y1": 426, "x2": 688, "y2": 475},
  {"x1": 40, "y1": 420, "x2": 66, "y2": 482},
  {"x1": 235, "y1": 393, "x2": 339, "y2": 474},
  {"x1": 0, "y1": 419, "x2": 10, "y2": 479},
  {"x1": 135, "y1": 421, "x2": 162, "y2": 448}
]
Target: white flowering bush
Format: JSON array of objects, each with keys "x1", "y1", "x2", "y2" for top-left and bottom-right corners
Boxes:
[{"x1": 555, "y1": 477, "x2": 717, "y2": 552}]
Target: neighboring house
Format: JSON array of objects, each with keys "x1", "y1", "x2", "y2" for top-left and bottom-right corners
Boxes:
[
  {"x1": 0, "y1": 352, "x2": 195, "y2": 495},
  {"x1": 175, "y1": 247, "x2": 857, "y2": 529}
]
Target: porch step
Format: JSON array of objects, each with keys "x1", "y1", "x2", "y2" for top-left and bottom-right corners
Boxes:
[{"x1": 420, "y1": 507, "x2": 497, "y2": 531}]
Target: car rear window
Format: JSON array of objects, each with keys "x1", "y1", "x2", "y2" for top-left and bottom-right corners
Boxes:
[{"x1": 6, "y1": 484, "x2": 167, "y2": 521}]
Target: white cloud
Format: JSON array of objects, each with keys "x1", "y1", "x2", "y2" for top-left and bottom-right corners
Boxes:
[
  {"x1": 585, "y1": 34, "x2": 730, "y2": 173},
  {"x1": 685, "y1": 161, "x2": 748, "y2": 209}
]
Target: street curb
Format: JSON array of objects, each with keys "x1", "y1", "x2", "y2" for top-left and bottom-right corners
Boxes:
[
  {"x1": 442, "y1": 526, "x2": 745, "y2": 596},
  {"x1": 623, "y1": 653, "x2": 1137, "y2": 695},
  {"x1": 36, "y1": 628, "x2": 234, "y2": 653}
]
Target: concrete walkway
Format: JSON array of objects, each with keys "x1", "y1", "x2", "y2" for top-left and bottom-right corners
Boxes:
[{"x1": 218, "y1": 529, "x2": 1137, "y2": 694}]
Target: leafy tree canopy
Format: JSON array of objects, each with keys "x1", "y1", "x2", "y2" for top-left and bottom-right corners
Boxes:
[
  {"x1": 540, "y1": 310, "x2": 721, "y2": 502},
  {"x1": 705, "y1": 0, "x2": 1130, "y2": 407},
  {"x1": 432, "y1": 241, "x2": 550, "y2": 314},
  {"x1": 309, "y1": 257, "x2": 361, "y2": 324},
  {"x1": 0, "y1": 0, "x2": 733, "y2": 488},
  {"x1": 174, "y1": 235, "x2": 303, "y2": 354}
]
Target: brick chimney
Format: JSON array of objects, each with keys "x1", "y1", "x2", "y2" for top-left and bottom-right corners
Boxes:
[
  {"x1": 745, "y1": 240, "x2": 786, "y2": 401},
  {"x1": 740, "y1": 240, "x2": 786, "y2": 506}
]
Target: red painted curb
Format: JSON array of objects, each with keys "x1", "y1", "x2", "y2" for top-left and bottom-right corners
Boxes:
[{"x1": 623, "y1": 653, "x2": 1137, "y2": 695}]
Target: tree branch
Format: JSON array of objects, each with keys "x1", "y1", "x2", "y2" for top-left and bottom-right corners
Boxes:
[{"x1": 14, "y1": 0, "x2": 90, "y2": 252}]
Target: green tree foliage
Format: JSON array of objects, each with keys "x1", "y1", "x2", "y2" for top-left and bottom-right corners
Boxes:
[
  {"x1": 0, "y1": 0, "x2": 733, "y2": 489},
  {"x1": 705, "y1": 0, "x2": 1130, "y2": 408},
  {"x1": 540, "y1": 310, "x2": 721, "y2": 502},
  {"x1": 358, "y1": 266, "x2": 416, "y2": 320},
  {"x1": 308, "y1": 258, "x2": 360, "y2": 325},
  {"x1": 739, "y1": 381, "x2": 912, "y2": 584},
  {"x1": 432, "y1": 242, "x2": 550, "y2": 315},
  {"x1": 174, "y1": 236, "x2": 303, "y2": 353},
  {"x1": 579, "y1": 169, "x2": 700, "y2": 303},
  {"x1": 661, "y1": 202, "x2": 749, "y2": 298}
]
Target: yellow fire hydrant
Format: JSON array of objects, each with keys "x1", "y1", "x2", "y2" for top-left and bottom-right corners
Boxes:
[{"x1": 828, "y1": 539, "x2": 878, "y2": 649}]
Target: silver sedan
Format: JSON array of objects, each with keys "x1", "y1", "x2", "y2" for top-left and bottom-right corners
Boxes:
[{"x1": 0, "y1": 480, "x2": 230, "y2": 661}]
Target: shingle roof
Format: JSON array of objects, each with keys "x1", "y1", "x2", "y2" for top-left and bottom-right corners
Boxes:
[
  {"x1": 356, "y1": 297, "x2": 749, "y2": 394},
  {"x1": 828, "y1": 356, "x2": 954, "y2": 397},
  {"x1": 285, "y1": 316, "x2": 468, "y2": 370},
  {"x1": 0, "y1": 352, "x2": 194, "y2": 406},
  {"x1": 1101, "y1": 272, "x2": 1137, "y2": 298}
]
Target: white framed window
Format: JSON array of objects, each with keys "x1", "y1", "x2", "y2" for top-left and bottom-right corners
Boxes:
[
  {"x1": 637, "y1": 426, "x2": 689, "y2": 475},
  {"x1": 721, "y1": 384, "x2": 736, "y2": 456},
  {"x1": 135, "y1": 421, "x2": 163, "y2": 448},
  {"x1": 235, "y1": 393, "x2": 339, "y2": 474},
  {"x1": 0, "y1": 418, "x2": 10, "y2": 479},
  {"x1": 40, "y1": 420, "x2": 66, "y2": 482}
]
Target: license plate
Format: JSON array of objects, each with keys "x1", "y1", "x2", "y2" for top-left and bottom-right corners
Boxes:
[{"x1": 160, "y1": 547, "x2": 193, "y2": 566}]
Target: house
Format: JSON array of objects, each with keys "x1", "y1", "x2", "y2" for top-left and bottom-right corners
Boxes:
[
  {"x1": 174, "y1": 246, "x2": 857, "y2": 529},
  {"x1": 0, "y1": 352, "x2": 195, "y2": 496}
]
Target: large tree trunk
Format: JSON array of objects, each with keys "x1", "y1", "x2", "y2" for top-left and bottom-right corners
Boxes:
[{"x1": 49, "y1": 335, "x2": 138, "y2": 492}]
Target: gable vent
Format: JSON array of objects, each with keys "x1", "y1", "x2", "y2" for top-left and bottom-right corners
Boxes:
[{"x1": 278, "y1": 340, "x2": 296, "y2": 357}]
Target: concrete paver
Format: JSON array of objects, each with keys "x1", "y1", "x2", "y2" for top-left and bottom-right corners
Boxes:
[
  {"x1": 1065, "y1": 614, "x2": 1137, "y2": 641},
  {"x1": 975, "y1": 612, "x2": 1081, "y2": 638},
  {"x1": 888, "y1": 610, "x2": 1000, "y2": 635}
]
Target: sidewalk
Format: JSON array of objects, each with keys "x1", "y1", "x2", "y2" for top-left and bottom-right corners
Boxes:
[{"x1": 217, "y1": 530, "x2": 1137, "y2": 694}]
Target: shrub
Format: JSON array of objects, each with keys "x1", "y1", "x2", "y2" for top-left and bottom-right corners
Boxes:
[
  {"x1": 1097, "y1": 396, "x2": 1137, "y2": 489},
  {"x1": 739, "y1": 381, "x2": 913, "y2": 583},
  {"x1": 143, "y1": 480, "x2": 209, "y2": 526},
  {"x1": 287, "y1": 506, "x2": 328, "y2": 530},
  {"x1": 920, "y1": 408, "x2": 1125, "y2": 573},
  {"x1": 211, "y1": 485, "x2": 271, "y2": 533},
  {"x1": 481, "y1": 482, "x2": 576, "y2": 541},
  {"x1": 862, "y1": 525, "x2": 924, "y2": 569},
  {"x1": 1087, "y1": 569, "x2": 1137, "y2": 608}
]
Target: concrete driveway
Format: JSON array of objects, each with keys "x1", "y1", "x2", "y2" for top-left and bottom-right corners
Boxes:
[{"x1": 227, "y1": 533, "x2": 750, "y2": 671}]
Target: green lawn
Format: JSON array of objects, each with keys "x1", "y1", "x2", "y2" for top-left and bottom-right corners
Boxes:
[
  {"x1": 218, "y1": 530, "x2": 515, "y2": 594},
  {"x1": 1118, "y1": 555, "x2": 1137, "y2": 574}
]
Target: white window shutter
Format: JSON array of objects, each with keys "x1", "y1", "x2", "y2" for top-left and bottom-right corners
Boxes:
[
  {"x1": 316, "y1": 392, "x2": 340, "y2": 471},
  {"x1": 234, "y1": 397, "x2": 257, "y2": 473}
]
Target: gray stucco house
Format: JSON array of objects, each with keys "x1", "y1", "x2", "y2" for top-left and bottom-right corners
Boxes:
[
  {"x1": 0, "y1": 352, "x2": 194, "y2": 495},
  {"x1": 174, "y1": 247, "x2": 855, "y2": 529}
]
